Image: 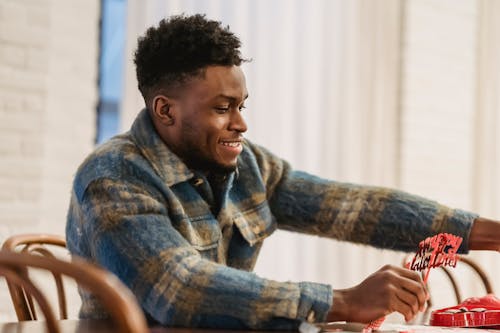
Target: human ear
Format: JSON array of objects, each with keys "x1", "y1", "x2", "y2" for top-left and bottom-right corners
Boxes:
[{"x1": 152, "y1": 95, "x2": 175, "y2": 125}]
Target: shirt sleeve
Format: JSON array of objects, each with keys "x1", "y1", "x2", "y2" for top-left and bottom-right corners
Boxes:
[
  {"x1": 246, "y1": 141, "x2": 478, "y2": 253},
  {"x1": 72, "y1": 177, "x2": 333, "y2": 330}
]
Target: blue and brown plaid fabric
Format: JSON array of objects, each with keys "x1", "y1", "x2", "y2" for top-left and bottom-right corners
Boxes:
[{"x1": 66, "y1": 109, "x2": 477, "y2": 329}]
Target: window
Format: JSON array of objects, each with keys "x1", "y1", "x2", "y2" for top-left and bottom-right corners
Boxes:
[{"x1": 96, "y1": 0, "x2": 126, "y2": 144}]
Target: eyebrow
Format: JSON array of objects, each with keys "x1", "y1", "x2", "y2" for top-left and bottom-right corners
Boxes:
[{"x1": 215, "y1": 94, "x2": 249, "y2": 102}]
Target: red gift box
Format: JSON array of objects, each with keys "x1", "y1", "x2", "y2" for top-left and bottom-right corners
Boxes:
[{"x1": 430, "y1": 294, "x2": 500, "y2": 328}]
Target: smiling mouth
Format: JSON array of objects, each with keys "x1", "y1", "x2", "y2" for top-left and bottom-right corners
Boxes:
[
  {"x1": 218, "y1": 137, "x2": 243, "y2": 147},
  {"x1": 219, "y1": 141, "x2": 241, "y2": 147}
]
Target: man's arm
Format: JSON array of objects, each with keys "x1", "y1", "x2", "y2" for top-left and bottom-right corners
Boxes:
[
  {"x1": 69, "y1": 177, "x2": 332, "y2": 329},
  {"x1": 469, "y1": 217, "x2": 500, "y2": 251},
  {"x1": 326, "y1": 218, "x2": 500, "y2": 324},
  {"x1": 246, "y1": 141, "x2": 477, "y2": 253}
]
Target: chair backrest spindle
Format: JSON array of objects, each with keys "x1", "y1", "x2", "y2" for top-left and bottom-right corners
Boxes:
[
  {"x1": 2, "y1": 233, "x2": 68, "y2": 321},
  {"x1": 0, "y1": 250, "x2": 148, "y2": 333}
]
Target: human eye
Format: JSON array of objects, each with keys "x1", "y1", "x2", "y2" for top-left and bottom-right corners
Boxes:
[
  {"x1": 238, "y1": 104, "x2": 246, "y2": 112},
  {"x1": 214, "y1": 105, "x2": 230, "y2": 114}
]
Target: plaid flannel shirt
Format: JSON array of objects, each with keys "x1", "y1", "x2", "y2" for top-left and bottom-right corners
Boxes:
[{"x1": 66, "y1": 109, "x2": 477, "y2": 329}]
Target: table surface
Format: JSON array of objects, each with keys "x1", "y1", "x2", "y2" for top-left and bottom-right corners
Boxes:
[
  {"x1": 0, "y1": 319, "x2": 298, "y2": 333},
  {"x1": 3, "y1": 320, "x2": 498, "y2": 333}
]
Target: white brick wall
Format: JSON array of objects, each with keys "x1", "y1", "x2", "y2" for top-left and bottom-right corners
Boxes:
[{"x1": 0, "y1": 0, "x2": 99, "y2": 321}]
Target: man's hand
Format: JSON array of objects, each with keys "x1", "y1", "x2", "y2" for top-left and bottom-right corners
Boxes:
[{"x1": 327, "y1": 265, "x2": 428, "y2": 323}]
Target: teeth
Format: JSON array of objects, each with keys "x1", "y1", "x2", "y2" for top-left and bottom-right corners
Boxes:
[{"x1": 220, "y1": 141, "x2": 240, "y2": 147}]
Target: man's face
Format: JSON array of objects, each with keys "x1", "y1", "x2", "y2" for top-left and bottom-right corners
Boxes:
[{"x1": 166, "y1": 65, "x2": 248, "y2": 173}]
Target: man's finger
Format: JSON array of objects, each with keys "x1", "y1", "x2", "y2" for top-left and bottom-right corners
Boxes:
[
  {"x1": 390, "y1": 265, "x2": 425, "y2": 283},
  {"x1": 397, "y1": 274, "x2": 428, "y2": 311},
  {"x1": 395, "y1": 286, "x2": 421, "y2": 318},
  {"x1": 391, "y1": 294, "x2": 417, "y2": 322}
]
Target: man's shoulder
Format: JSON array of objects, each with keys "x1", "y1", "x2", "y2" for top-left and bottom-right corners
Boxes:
[
  {"x1": 238, "y1": 139, "x2": 287, "y2": 183},
  {"x1": 80, "y1": 133, "x2": 139, "y2": 173},
  {"x1": 72, "y1": 132, "x2": 149, "y2": 199}
]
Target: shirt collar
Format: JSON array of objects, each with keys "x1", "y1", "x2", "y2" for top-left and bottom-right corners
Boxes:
[{"x1": 130, "y1": 109, "x2": 193, "y2": 187}]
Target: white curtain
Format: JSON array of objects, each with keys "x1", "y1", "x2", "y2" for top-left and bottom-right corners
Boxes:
[
  {"x1": 476, "y1": 0, "x2": 500, "y2": 215},
  {"x1": 472, "y1": 0, "x2": 500, "y2": 297}
]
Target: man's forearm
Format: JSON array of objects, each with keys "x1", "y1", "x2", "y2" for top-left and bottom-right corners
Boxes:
[{"x1": 469, "y1": 217, "x2": 500, "y2": 251}]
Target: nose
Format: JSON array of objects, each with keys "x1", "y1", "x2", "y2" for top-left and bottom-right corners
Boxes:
[{"x1": 229, "y1": 109, "x2": 247, "y2": 133}]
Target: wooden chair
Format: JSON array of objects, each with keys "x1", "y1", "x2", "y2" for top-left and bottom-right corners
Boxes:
[
  {"x1": 0, "y1": 250, "x2": 148, "y2": 333},
  {"x1": 429, "y1": 256, "x2": 494, "y2": 305},
  {"x1": 2, "y1": 233, "x2": 68, "y2": 321}
]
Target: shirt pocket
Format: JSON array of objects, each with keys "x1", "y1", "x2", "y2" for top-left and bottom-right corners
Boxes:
[
  {"x1": 180, "y1": 214, "x2": 221, "y2": 252},
  {"x1": 233, "y1": 202, "x2": 277, "y2": 246}
]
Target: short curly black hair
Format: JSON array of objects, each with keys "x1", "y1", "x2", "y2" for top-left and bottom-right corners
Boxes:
[{"x1": 134, "y1": 14, "x2": 246, "y2": 109}]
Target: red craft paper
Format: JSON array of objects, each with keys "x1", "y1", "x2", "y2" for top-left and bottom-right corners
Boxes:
[{"x1": 409, "y1": 233, "x2": 462, "y2": 283}]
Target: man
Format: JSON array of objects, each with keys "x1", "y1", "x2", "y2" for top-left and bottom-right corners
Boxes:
[{"x1": 66, "y1": 14, "x2": 500, "y2": 330}]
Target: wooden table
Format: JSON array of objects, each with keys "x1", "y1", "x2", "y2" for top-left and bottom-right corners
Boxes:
[
  {"x1": 0, "y1": 319, "x2": 297, "y2": 333},
  {"x1": 0, "y1": 320, "x2": 110, "y2": 333},
  {"x1": 1, "y1": 320, "x2": 450, "y2": 333}
]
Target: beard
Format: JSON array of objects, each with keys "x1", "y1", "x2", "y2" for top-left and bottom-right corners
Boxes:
[
  {"x1": 177, "y1": 138, "x2": 237, "y2": 174},
  {"x1": 183, "y1": 151, "x2": 237, "y2": 174},
  {"x1": 172, "y1": 122, "x2": 239, "y2": 174},
  {"x1": 178, "y1": 123, "x2": 238, "y2": 174}
]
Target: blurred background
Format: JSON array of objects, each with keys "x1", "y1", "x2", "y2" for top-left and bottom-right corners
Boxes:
[{"x1": 1, "y1": 0, "x2": 499, "y2": 323}]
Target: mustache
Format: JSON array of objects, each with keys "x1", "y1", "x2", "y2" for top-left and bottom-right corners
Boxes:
[{"x1": 219, "y1": 135, "x2": 244, "y2": 141}]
